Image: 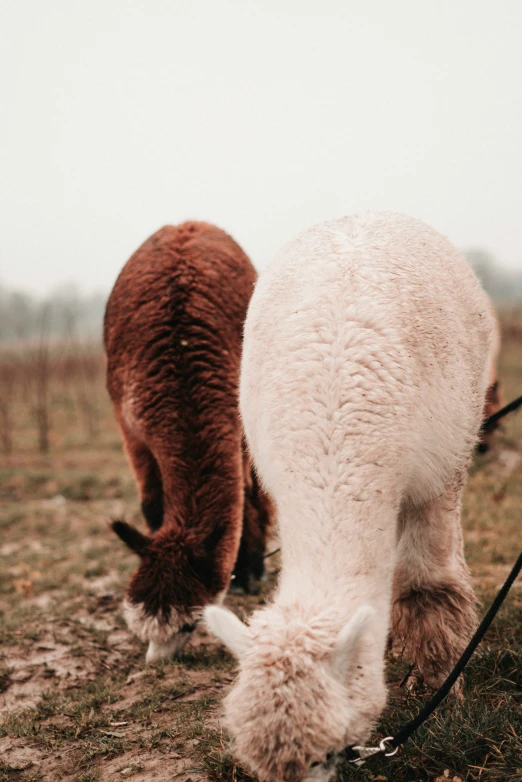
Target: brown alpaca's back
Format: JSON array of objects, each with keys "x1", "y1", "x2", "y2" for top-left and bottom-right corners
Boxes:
[{"x1": 104, "y1": 222, "x2": 271, "y2": 661}]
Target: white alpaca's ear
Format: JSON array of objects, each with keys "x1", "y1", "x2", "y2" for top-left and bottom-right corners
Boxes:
[
  {"x1": 330, "y1": 605, "x2": 375, "y2": 680},
  {"x1": 203, "y1": 605, "x2": 252, "y2": 659}
]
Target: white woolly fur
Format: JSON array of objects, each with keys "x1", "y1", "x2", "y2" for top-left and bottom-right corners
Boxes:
[
  {"x1": 124, "y1": 589, "x2": 227, "y2": 663},
  {"x1": 122, "y1": 599, "x2": 196, "y2": 663},
  {"x1": 205, "y1": 212, "x2": 494, "y2": 782}
]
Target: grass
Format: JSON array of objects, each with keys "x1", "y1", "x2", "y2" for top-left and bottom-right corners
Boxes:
[
  {"x1": 0, "y1": 327, "x2": 521, "y2": 781},
  {"x1": 337, "y1": 594, "x2": 522, "y2": 782}
]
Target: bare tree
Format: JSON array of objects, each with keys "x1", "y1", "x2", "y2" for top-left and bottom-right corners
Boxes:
[
  {"x1": 0, "y1": 354, "x2": 15, "y2": 454},
  {"x1": 63, "y1": 301, "x2": 101, "y2": 441},
  {"x1": 34, "y1": 304, "x2": 52, "y2": 453}
]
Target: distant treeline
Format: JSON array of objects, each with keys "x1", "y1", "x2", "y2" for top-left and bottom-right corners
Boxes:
[
  {"x1": 1, "y1": 249, "x2": 521, "y2": 342},
  {"x1": 0, "y1": 285, "x2": 106, "y2": 343},
  {"x1": 466, "y1": 250, "x2": 522, "y2": 302}
]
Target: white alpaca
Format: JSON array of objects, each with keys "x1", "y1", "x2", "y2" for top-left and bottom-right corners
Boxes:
[{"x1": 205, "y1": 213, "x2": 494, "y2": 782}]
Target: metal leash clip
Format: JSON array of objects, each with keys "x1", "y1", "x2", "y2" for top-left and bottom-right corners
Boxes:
[{"x1": 349, "y1": 737, "x2": 398, "y2": 767}]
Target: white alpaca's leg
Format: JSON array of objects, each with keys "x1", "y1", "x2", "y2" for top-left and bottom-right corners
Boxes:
[{"x1": 392, "y1": 473, "x2": 477, "y2": 688}]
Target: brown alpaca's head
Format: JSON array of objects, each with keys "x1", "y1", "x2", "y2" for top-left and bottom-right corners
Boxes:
[{"x1": 112, "y1": 520, "x2": 229, "y2": 662}]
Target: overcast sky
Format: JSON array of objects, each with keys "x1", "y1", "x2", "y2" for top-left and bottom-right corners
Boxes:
[{"x1": 1, "y1": 0, "x2": 521, "y2": 297}]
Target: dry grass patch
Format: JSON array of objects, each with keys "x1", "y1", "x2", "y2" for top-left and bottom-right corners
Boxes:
[{"x1": 0, "y1": 328, "x2": 521, "y2": 781}]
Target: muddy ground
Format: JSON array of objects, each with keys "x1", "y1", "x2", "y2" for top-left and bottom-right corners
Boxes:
[{"x1": 1, "y1": 337, "x2": 521, "y2": 782}]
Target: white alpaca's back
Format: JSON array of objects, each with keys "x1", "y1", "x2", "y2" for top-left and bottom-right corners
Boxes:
[{"x1": 243, "y1": 212, "x2": 490, "y2": 497}]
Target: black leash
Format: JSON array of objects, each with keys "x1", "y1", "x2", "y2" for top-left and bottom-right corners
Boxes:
[
  {"x1": 343, "y1": 551, "x2": 522, "y2": 767},
  {"x1": 389, "y1": 551, "x2": 522, "y2": 749},
  {"x1": 482, "y1": 393, "x2": 522, "y2": 432}
]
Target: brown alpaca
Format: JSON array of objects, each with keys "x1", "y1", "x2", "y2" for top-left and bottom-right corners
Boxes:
[
  {"x1": 104, "y1": 221, "x2": 272, "y2": 662},
  {"x1": 478, "y1": 302, "x2": 504, "y2": 453}
]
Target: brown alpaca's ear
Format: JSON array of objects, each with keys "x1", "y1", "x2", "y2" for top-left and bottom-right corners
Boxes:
[{"x1": 111, "y1": 520, "x2": 152, "y2": 557}]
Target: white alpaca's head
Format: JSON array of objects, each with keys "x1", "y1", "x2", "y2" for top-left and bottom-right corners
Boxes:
[{"x1": 204, "y1": 604, "x2": 386, "y2": 782}]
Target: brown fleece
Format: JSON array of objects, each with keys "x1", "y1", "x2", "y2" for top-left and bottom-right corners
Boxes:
[
  {"x1": 477, "y1": 378, "x2": 505, "y2": 453},
  {"x1": 477, "y1": 304, "x2": 504, "y2": 453},
  {"x1": 104, "y1": 221, "x2": 272, "y2": 623},
  {"x1": 233, "y1": 443, "x2": 275, "y2": 592},
  {"x1": 392, "y1": 577, "x2": 477, "y2": 689}
]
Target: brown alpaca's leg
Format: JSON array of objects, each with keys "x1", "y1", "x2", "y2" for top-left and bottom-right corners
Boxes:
[
  {"x1": 232, "y1": 452, "x2": 274, "y2": 594},
  {"x1": 477, "y1": 379, "x2": 504, "y2": 453},
  {"x1": 119, "y1": 422, "x2": 164, "y2": 532},
  {"x1": 392, "y1": 474, "x2": 477, "y2": 689}
]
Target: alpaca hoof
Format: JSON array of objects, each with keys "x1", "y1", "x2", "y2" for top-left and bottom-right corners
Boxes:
[
  {"x1": 402, "y1": 671, "x2": 420, "y2": 692},
  {"x1": 422, "y1": 671, "x2": 464, "y2": 701},
  {"x1": 229, "y1": 581, "x2": 246, "y2": 596},
  {"x1": 389, "y1": 635, "x2": 405, "y2": 658},
  {"x1": 230, "y1": 571, "x2": 265, "y2": 595},
  {"x1": 406, "y1": 667, "x2": 464, "y2": 701}
]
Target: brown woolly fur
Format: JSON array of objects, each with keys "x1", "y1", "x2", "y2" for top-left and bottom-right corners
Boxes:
[
  {"x1": 478, "y1": 378, "x2": 504, "y2": 453},
  {"x1": 392, "y1": 578, "x2": 477, "y2": 689},
  {"x1": 478, "y1": 303, "x2": 505, "y2": 452},
  {"x1": 233, "y1": 444, "x2": 275, "y2": 592},
  {"x1": 484, "y1": 378, "x2": 504, "y2": 424},
  {"x1": 392, "y1": 479, "x2": 478, "y2": 690},
  {"x1": 104, "y1": 222, "x2": 272, "y2": 646}
]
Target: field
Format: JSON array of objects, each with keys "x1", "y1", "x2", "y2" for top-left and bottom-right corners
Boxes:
[{"x1": 0, "y1": 328, "x2": 521, "y2": 782}]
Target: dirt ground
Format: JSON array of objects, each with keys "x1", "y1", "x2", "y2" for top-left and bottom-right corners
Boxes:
[
  {"x1": 0, "y1": 402, "x2": 279, "y2": 782},
  {"x1": 0, "y1": 336, "x2": 521, "y2": 782}
]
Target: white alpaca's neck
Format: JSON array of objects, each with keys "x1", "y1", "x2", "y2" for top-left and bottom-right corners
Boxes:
[{"x1": 273, "y1": 495, "x2": 397, "y2": 624}]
